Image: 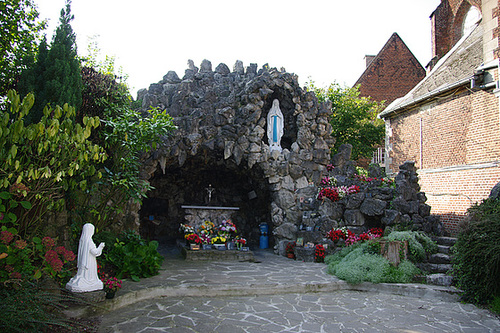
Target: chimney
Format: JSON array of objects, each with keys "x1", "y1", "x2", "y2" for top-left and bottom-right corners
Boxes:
[{"x1": 364, "y1": 55, "x2": 376, "y2": 68}]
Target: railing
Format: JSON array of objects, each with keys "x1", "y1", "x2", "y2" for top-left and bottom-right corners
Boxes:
[{"x1": 371, "y1": 147, "x2": 385, "y2": 167}]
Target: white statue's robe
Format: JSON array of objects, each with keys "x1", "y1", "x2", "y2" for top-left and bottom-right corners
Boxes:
[
  {"x1": 267, "y1": 99, "x2": 284, "y2": 152},
  {"x1": 66, "y1": 223, "x2": 105, "y2": 292}
]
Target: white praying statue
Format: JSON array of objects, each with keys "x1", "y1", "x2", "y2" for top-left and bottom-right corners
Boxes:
[
  {"x1": 267, "y1": 99, "x2": 284, "y2": 152},
  {"x1": 66, "y1": 223, "x2": 105, "y2": 292}
]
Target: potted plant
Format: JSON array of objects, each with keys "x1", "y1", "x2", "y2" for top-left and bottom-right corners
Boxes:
[
  {"x1": 185, "y1": 233, "x2": 201, "y2": 250},
  {"x1": 211, "y1": 236, "x2": 227, "y2": 250},
  {"x1": 285, "y1": 241, "x2": 296, "y2": 259},
  {"x1": 314, "y1": 244, "x2": 326, "y2": 263},
  {"x1": 235, "y1": 237, "x2": 247, "y2": 250},
  {"x1": 102, "y1": 276, "x2": 122, "y2": 299},
  {"x1": 200, "y1": 234, "x2": 212, "y2": 250}
]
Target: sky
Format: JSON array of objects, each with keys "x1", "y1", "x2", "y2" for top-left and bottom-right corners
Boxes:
[{"x1": 35, "y1": 0, "x2": 441, "y2": 98}]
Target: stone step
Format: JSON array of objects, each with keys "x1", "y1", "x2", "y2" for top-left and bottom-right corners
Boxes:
[
  {"x1": 437, "y1": 245, "x2": 451, "y2": 254},
  {"x1": 417, "y1": 262, "x2": 453, "y2": 274},
  {"x1": 426, "y1": 273, "x2": 454, "y2": 287},
  {"x1": 435, "y1": 237, "x2": 457, "y2": 247},
  {"x1": 429, "y1": 253, "x2": 451, "y2": 265}
]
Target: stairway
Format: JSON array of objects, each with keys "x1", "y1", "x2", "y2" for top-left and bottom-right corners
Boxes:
[{"x1": 417, "y1": 237, "x2": 457, "y2": 287}]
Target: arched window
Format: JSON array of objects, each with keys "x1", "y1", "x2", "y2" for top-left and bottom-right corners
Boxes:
[{"x1": 462, "y1": 6, "x2": 481, "y2": 36}]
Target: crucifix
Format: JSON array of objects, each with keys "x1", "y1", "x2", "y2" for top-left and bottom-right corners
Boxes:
[{"x1": 206, "y1": 184, "x2": 215, "y2": 203}]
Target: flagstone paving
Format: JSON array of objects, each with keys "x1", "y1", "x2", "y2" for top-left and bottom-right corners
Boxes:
[{"x1": 94, "y1": 247, "x2": 500, "y2": 332}]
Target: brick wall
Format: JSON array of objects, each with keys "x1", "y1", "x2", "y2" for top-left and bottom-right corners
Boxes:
[
  {"x1": 431, "y1": 0, "x2": 482, "y2": 60},
  {"x1": 387, "y1": 87, "x2": 500, "y2": 234},
  {"x1": 388, "y1": 88, "x2": 500, "y2": 171},
  {"x1": 419, "y1": 166, "x2": 500, "y2": 235},
  {"x1": 355, "y1": 34, "x2": 425, "y2": 105}
]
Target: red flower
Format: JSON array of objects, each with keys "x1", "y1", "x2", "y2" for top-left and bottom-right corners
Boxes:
[
  {"x1": 186, "y1": 233, "x2": 201, "y2": 244},
  {"x1": 314, "y1": 244, "x2": 326, "y2": 263},
  {"x1": 318, "y1": 188, "x2": 339, "y2": 202},
  {"x1": 63, "y1": 249, "x2": 76, "y2": 262},
  {"x1": 42, "y1": 236, "x2": 56, "y2": 249},
  {"x1": 1, "y1": 231, "x2": 14, "y2": 244},
  {"x1": 14, "y1": 239, "x2": 27, "y2": 249},
  {"x1": 45, "y1": 250, "x2": 63, "y2": 272}
]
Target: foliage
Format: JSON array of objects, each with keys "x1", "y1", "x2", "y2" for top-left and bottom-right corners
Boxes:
[
  {"x1": 100, "y1": 230, "x2": 163, "y2": 282},
  {"x1": 0, "y1": 227, "x2": 76, "y2": 286},
  {"x1": 0, "y1": 0, "x2": 45, "y2": 95},
  {"x1": 0, "y1": 91, "x2": 106, "y2": 236},
  {"x1": 0, "y1": 281, "x2": 84, "y2": 333},
  {"x1": 325, "y1": 241, "x2": 420, "y2": 284},
  {"x1": 452, "y1": 197, "x2": 500, "y2": 305},
  {"x1": 76, "y1": 102, "x2": 176, "y2": 231},
  {"x1": 386, "y1": 230, "x2": 437, "y2": 262},
  {"x1": 490, "y1": 296, "x2": 500, "y2": 315},
  {"x1": 307, "y1": 81, "x2": 385, "y2": 160},
  {"x1": 17, "y1": 36, "x2": 50, "y2": 124},
  {"x1": 42, "y1": 0, "x2": 82, "y2": 113},
  {"x1": 314, "y1": 244, "x2": 325, "y2": 263},
  {"x1": 102, "y1": 276, "x2": 122, "y2": 293}
]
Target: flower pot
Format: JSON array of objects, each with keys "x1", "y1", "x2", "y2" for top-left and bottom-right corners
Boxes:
[
  {"x1": 213, "y1": 243, "x2": 226, "y2": 251},
  {"x1": 227, "y1": 242, "x2": 236, "y2": 250},
  {"x1": 190, "y1": 244, "x2": 200, "y2": 251},
  {"x1": 202, "y1": 244, "x2": 212, "y2": 250},
  {"x1": 105, "y1": 291, "x2": 116, "y2": 299},
  {"x1": 287, "y1": 253, "x2": 295, "y2": 259}
]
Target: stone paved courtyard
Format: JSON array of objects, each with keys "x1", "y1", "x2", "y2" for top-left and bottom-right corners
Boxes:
[
  {"x1": 85, "y1": 247, "x2": 500, "y2": 332},
  {"x1": 99, "y1": 290, "x2": 500, "y2": 332}
]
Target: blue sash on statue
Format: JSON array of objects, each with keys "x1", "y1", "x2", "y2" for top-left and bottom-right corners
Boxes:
[{"x1": 273, "y1": 115, "x2": 278, "y2": 142}]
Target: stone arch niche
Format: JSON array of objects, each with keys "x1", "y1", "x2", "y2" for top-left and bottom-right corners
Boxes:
[
  {"x1": 139, "y1": 150, "x2": 271, "y2": 245},
  {"x1": 135, "y1": 59, "x2": 335, "y2": 247}
]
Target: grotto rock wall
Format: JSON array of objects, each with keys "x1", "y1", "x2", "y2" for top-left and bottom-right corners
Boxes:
[
  {"x1": 134, "y1": 59, "x2": 442, "y2": 248},
  {"x1": 136, "y1": 60, "x2": 335, "y2": 243}
]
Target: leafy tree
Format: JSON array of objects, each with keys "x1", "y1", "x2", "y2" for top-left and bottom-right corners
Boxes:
[
  {"x1": 0, "y1": 0, "x2": 45, "y2": 95},
  {"x1": 308, "y1": 82, "x2": 385, "y2": 160},
  {"x1": 0, "y1": 90, "x2": 106, "y2": 237},
  {"x1": 73, "y1": 50, "x2": 176, "y2": 231}
]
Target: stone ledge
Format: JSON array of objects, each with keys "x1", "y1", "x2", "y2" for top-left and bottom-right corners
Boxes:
[{"x1": 180, "y1": 246, "x2": 255, "y2": 261}]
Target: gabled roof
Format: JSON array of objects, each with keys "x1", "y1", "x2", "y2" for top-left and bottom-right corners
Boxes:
[
  {"x1": 379, "y1": 23, "x2": 483, "y2": 118},
  {"x1": 354, "y1": 33, "x2": 425, "y2": 105}
]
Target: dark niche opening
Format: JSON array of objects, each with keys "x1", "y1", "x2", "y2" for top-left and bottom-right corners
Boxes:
[
  {"x1": 262, "y1": 89, "x2": 297, "y2": 151},
  {"x1": 139, "y1": 151, "x2": 271, "y2": 247}
]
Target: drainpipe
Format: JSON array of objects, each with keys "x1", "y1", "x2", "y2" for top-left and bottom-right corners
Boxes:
[{"x1": 419, "y1": 118, "x2": 423, "y2": 169}]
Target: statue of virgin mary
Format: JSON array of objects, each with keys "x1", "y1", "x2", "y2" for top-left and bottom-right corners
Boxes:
[
  {"x1": 66, "y1": 223, "x2": 105, "y2": 292},
  {"x1": 267, "y1": 99, "x2": 284, "y2": 152}
]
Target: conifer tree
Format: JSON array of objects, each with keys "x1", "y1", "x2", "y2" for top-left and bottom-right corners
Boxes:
[
  {"x1": 18, "y1": 36, "x2": 49, "y2": 123},
  {"x1": 43, "y1": 0, "x2": 82, "y2": 112}
]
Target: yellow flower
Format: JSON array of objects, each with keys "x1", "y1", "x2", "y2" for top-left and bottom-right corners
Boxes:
[{"x1": 0, "y1": 253, "x2": 8, "y2": 260}]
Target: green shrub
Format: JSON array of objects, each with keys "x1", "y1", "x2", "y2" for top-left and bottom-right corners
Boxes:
[
  {"x1": 100, "y1": 230, "x2": 163, "y2": 281},
  {"x1": 325, "y1": 241, "x2": 420, "y2": 284},
  {"x1": 386, "y1": 230, "x2": 437, "y2": 262},
  {"x1": 490, "y1": 296, "x2": 500, "y2": 315},
  {"x1": 453, "y1": 198, "x2": 500, "y2": 305},
  {"x1": 0, "y1": 281, "x2": 88, "y2": 332}
]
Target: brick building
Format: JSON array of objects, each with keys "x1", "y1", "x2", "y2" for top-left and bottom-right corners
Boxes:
[
  {"x1": 354, "y1": 33, "x2": 426, "y2": 168},
  {"x1": 354, "y1": 33, "x2": 426, "y2": 106},
  {"x1": 379, "y1": 0, "x2": 500, "y2": 235}
]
